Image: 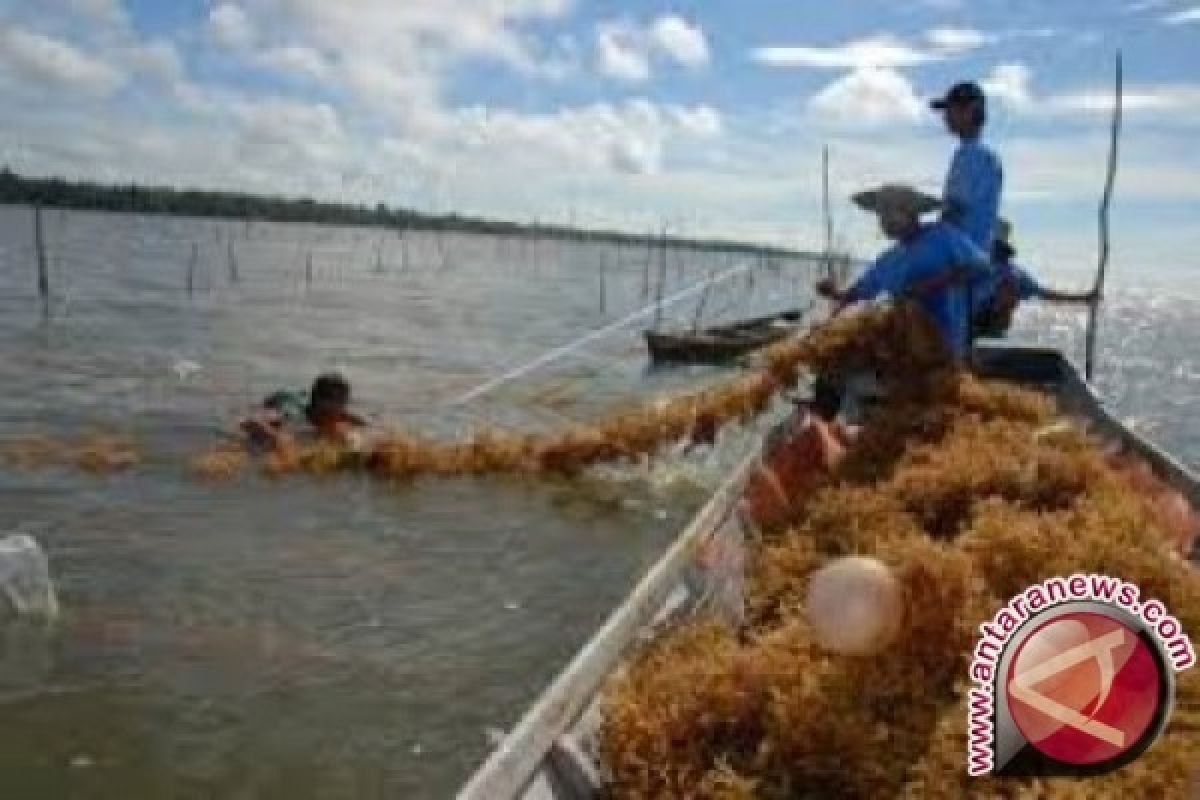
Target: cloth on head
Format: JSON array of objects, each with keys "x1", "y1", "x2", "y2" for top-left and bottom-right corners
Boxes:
[{"x1": 852, "y1": 185, "x2": 943, "y2": 217}]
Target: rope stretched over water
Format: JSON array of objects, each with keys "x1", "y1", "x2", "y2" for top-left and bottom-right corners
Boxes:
[
  {"x1": 448, "y1": 263, "x2": 752, "y2": 407},
  {"x1": 188, "y1": 304, "x2": 949, "y2": 482}
]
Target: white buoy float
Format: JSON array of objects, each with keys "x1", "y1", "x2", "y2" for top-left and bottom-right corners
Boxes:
[
  {"x1": 0, "y1": 534, "x2": 59, "y2": 623},
  {"x1": 805, "y1": 556, "x2": 902, "y2": 656}
]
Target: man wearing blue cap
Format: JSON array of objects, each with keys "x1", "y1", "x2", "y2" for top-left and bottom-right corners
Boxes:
[{"x1": 931, "y1": 81, "x2": 1003, "y2": 253}]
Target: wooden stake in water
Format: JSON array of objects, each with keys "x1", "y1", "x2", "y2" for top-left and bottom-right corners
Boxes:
[
  {"x1": 822, "y1": 145, "x2": 835, "y2": 282},
  {"x1": 186, "y1": 242, "x2": 199, "y2": 296},
  {"x1": 640, "y1": 234, "x2": 652, "y2": 301},
  {"x1": 692, "y1": 268, "x2": 717, "y2": 332},
  {"x1": 305, "y1": 251, "x2": 314, "y2": 288},
  {"x1": 599, "y1": 254, "x2": 607, "y2": 315},
  {"x1": 653, "y1": 227, "x2": 668, "y2": 330},
  {"x1": 1085, "y1": 51, "x2": 1123, "y2": 384},
  {"x1": 33, "y1": 205, "x2": 50, "y2": 318},
  {"x1": 227, "y1": 239, "x2": 239, "y2": 283}
]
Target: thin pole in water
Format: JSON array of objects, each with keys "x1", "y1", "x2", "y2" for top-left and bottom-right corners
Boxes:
[
  {"x1": 822, "y1": 145, "x2": 835, "y2": 283},
  {"x1": 599, "y1": 252, "x2": 607, "y2": 315},
  {"x1": 186, "y1": 241, "x2": 198, "y2": 296},
  {"x1": 1085, "y1": 51, "x2": 1123, "y2": 384},
  {"x1": 305, "y1": 250, "x2": 314, "y2": 288},
  {"x1": 33, "y1": 205, "x2": 49, "y2": 318},
  {"x1": 227, "y1": 238, "x2": 239, "y2": 284},
  {"x1": 653, "y1": 225, "x2": 668, "y2": 330},
  {"x1": 640, "y1": 231, "x2": 651, "y2": 302}
]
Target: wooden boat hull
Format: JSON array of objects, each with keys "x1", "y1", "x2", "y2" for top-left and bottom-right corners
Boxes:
[
  {"x1": 458, "y1": 344, "x2": 1200, "y2": 800},
  {"x1": 645, "y1": 310, "x2": 805, "y2": 365}
]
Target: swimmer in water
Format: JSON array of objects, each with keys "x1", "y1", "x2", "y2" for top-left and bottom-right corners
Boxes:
[{"x1": 241, "y1": 372, "x2": 366, "y2": 451}]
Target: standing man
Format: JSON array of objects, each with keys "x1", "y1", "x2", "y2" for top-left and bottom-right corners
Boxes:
[{"x1": 931, "y1": 81, "x2": 1003, "y2": 252}]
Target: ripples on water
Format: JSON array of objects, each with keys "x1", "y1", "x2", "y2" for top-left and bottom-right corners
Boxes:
[
  {"x1": 0, "y1": 207, "x2": 1195, "y2": 798},
  {"x1": 0, "y1": 207, "x2": 810, "y2": 798},
  {"x1": 1010, "y1": 277, "x2": 1200, "y2": 469}
]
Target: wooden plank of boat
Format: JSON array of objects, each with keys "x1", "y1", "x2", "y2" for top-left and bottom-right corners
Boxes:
[
  {"x1": 458, "y1": 344, "x2": 1200, "y2": 800},
  {"x1": 645, "y1": 308, "x2": 806, "y2": 365}
]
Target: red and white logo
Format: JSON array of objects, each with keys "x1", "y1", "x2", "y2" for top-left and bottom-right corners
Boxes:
[
  {"x1": 1006, "y1": 611, "x2": 1164, "y2": 768},
  {"x1": 966, "y1": 575, "x2": 1193, "y2": 778}
]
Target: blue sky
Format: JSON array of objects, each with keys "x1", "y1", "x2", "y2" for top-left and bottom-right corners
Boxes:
[{"x1": 1, "y1": 0, "x2": 1198, "y2": 280}]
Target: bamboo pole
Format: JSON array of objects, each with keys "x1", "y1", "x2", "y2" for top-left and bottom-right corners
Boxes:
[
  {"x1": 33, "y1": 205, "x2": 49, "y2": 318},
  {"x1": 227, "y1": 239, "x2": 239, "y2": 283},
  {"x1": 599, "y1": 252, "x2": 607, "y2": 314},
  {"x1": 822, "y1": 145, "x2": 834, "y2": 282},
  {"x1": 653, "y1": 225, "x2": 668, "y2": 330},
  {"x1": 1085, "y1": 52, "x2": 1123, "y2": 384},
  {"x1": 641, "y1": 232, "x2": 652, "y2": 301},
  {"x1": 186, "y1": 241, "x2": 198, "y2": 296},
  {"x1": 691, "y1": 267, "x2": 716, "y2": 332}
]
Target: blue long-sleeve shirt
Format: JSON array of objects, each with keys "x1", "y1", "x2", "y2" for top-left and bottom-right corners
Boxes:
[
  {"x1": 942, "y1": 137, "x2": 1003, "y2": 252},
  {"x1": 845, "y1": 221, "x2": 993, "y2": 357}
]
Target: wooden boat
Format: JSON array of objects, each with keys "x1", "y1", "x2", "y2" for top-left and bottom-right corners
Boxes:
[
  {"x1": 457, "y1": 344, "x2": 1200, "y2": 800},
  {"x1": 645, "y1": 308, "x2": 806, "y2": 365}
]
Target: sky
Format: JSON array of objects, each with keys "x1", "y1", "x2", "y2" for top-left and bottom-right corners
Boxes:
[{"x1": 0, "y1": 0, "x2": 1198, "y2": 280}]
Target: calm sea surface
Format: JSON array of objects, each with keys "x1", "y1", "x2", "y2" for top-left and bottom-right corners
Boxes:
[
  {"x1": 0, "y1": 206, "x2": 814, "y2": 798},
  {"x1": 0, "y1": 206, "x2": 1196, "y2": 798}
]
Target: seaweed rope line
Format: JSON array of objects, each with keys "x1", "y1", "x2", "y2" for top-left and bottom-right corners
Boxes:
[{"x1": 447, "y1": 261, "x2": 754, "y2": 407}]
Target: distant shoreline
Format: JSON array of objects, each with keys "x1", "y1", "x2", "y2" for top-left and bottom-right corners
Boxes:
[{"x1": 0, "y1": 168, "x2": 819, "y2": 260}]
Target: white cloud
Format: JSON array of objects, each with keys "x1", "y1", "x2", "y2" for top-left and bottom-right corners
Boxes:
[
  {"x1": 752, "y1": 29, "x2": 987, "y2": 71},
  {"x1": 0, "y1": 25, "x2": 125, "y2": 96},
  {"x1": 808, "y1": 66, "x2": 924, "y2": 126},
  {"x1": 1047, "y1": 85, "x2": 1200, "y2": 116},
  {"x1": 1163, "y1": 6, "x2": 1200, "y2": 23},
  {"x1": 926, "y1": 27, "x2": 989, "y2": 53},
  {"x1": 669, "y1": 105, "x2": 723, "y2": 137},
  {"x1": 594, "y1": 14, "x2": 711, "y2": 82},
  {"x1": 650, "y1": 15, "x2": 710, "y2": 69},
  {"x1": 595, "y1": 21, "x2": 650, "y2": 82},
  {"x1": 208, "y1": 3, "x2": 255, "y2": 51},
  {"x1": 445, "y1": 99, "x2": 722, "y2": 176},
  {"x1": 258, "y1": 46, "x2": 331, "y2": 81},
  {"x1": 753, "y1": 34, "x2": 936, "y2": 69},
  {"x1": 984, "y1": 63, "x2": 1034, "y2": 109}
]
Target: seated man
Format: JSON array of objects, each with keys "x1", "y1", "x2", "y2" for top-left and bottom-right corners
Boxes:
[
  {"x1": 971, "y1": 219, "x2": 1097, "y2": 338},
  {"x1": 817, "y1": 184, "x2": 993, "y2": 359},
  {"x1": 241, "y1": 372, "x2": 366, "y2": 451}
]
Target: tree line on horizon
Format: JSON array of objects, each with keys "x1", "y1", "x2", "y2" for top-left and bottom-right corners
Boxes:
[{"x1": 0, "y1": 167, "x2": 813, "y2": 259}]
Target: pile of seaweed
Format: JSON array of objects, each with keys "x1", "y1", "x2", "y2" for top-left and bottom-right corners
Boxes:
[
  {"x1": 2, "y1": 433, "x2": 140, "y2": 474},
  {"x1": 192, "y1": 304, "x2": 949, "y2": 482},
  {"x1": 599, "y1": 318, "x2": 1200, "y2": 798}
]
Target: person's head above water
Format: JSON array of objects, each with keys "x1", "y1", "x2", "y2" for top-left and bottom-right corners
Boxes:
[
  {"x1": 306, "y1": 372, "x2": 352, "y2": 425},
  {"x1": 931, "y1": 81, "x2": 987, "y2": 138},
  {"x1": 852, "y1": 184, "x2": 942, "y2": 242}
]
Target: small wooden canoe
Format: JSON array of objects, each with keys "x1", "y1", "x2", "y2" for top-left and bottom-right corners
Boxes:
[
  {"x1": 645, "y1": 309, "x2": 806, "y2": 365},
  {"x1": 458, "y1": 344, "x2": 1200, "y2": 800}
]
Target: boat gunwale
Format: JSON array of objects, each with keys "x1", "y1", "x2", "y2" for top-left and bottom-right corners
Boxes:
[{"x1": 459, "y1": 345, "x2": 1200, "y2": 799}]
